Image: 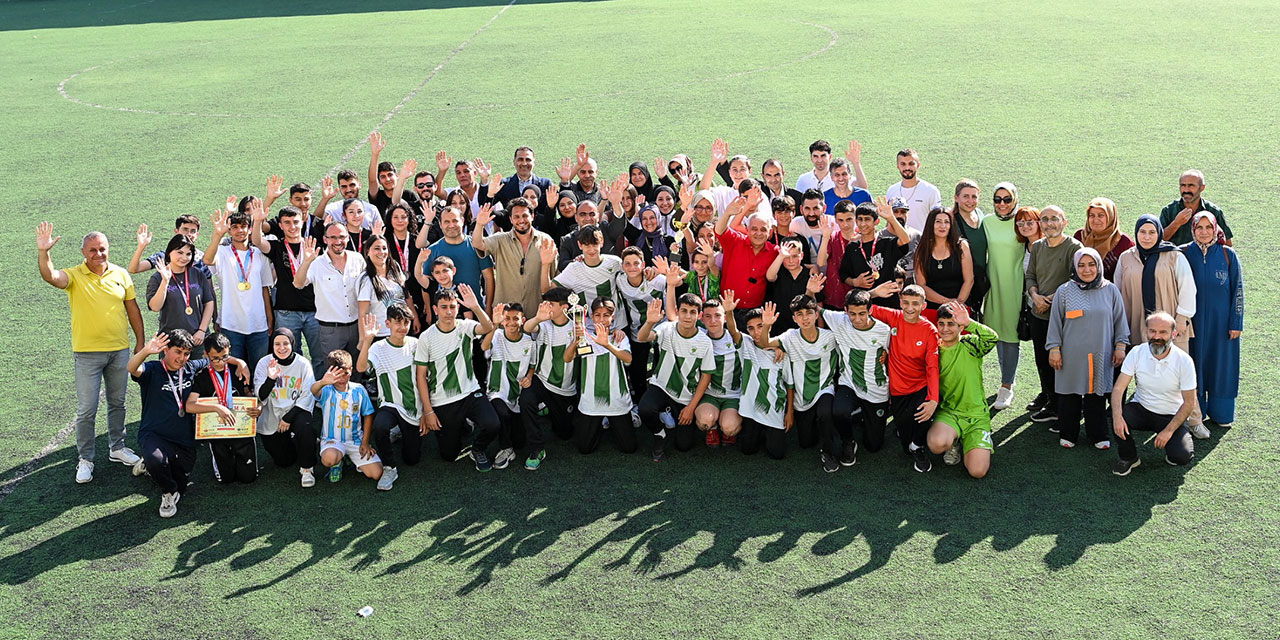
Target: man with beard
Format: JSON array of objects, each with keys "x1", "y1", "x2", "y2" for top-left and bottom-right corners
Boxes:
[
  {"x1": 472, "y1": 197, "x2": 557, "y2": 316},
  {"x1": 1110, "y1": 312, "x2": 1198, "y2": 474},
  {"x1": 366, "y1": 132, "x2": 423, "y2": 219},
  {"x1": 1159, "y1": 169, "x2": 1233, "y2": 246},
  {"x1": 822, "y1": 158, "x2": 872, "y2": 216},
  {"x1": 555, "y1": 200, "x2": 625, "y2": 269},
  {"x1": 417, "y1": 207, "x2": 494, "y2": 314},
  {"x1": 884, "y1": 149, "x2": 942, "y2": 233},
  {"x1": 556, "y1": 144, "x2": 602, "y2": 205}
]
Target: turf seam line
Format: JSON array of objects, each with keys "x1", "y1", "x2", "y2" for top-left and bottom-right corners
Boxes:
[
  {"x1": 325, "y1": 0, "x2": 518, "y2": 176},
  {"x1": 0, "y1": 390, "x2": 99, "y2": 506}
]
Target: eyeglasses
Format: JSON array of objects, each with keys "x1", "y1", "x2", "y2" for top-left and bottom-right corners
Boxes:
[
  {"x1": 208, "y1": 355, "x2": 230, "y2": 363},
  {"x1": 1039, "y1": 216, "x2": 1064, "y2": 224},
  {"x1": 693, "y1": 204, "x2": 714, "y2": 212},
  {"x1": 1015, "y1": 220, "x2": 1038, "y2": 227},
  {"x1": 993, "y1": 196, "x2": 1014, "y2": 204}
]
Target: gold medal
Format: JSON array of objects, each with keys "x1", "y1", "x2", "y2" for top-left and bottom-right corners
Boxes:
[
  {"x1": 871, "y1": 271, "x2": 879, "y2": 280},
  {"x1": 184, "y1": 306, "x2": 193, "y2": 315},
  {"x1": 238, "y1": 281, "x2": 251, "y2": 291}
]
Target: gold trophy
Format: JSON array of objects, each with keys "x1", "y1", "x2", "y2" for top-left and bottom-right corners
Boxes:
[{"x1": 567, "y1": 293, "x2": 593, "y2": 355}]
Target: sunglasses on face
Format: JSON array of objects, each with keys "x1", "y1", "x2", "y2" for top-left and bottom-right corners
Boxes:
[
  {"x1": 1016, "y1": 220, "x2": 1038, "y2": 227},
  {"x1": 416, "y1": 183, "x2": 434, "y2": 189},
  {"x1": 993, "y1": 196, "x2": 1014, "y2": 204}
]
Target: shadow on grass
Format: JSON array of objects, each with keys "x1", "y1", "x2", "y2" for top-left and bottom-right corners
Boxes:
[
  {"x1": 0, "y1": 419, "x2": 1220, "y2": 598},
  {"x1": 1, "y1": 0, "x2": 606, "y2": 32}
]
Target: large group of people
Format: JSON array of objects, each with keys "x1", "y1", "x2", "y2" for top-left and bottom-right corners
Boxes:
[{"x1": 37, "y1": 135, "x2": 1245, "y2": 518}]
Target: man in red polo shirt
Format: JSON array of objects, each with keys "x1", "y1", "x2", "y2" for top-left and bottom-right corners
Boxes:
[
  {"x1": 871, "y1": 283, "x2": 940, "y2": 473},
  {"x1": 715, "y1": 195, "x2": 778, "y2": 322}
]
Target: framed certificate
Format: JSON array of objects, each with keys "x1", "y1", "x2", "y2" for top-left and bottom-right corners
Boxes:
[{"x1": 194, "y1": 397, "x2": 259, "y2": 439}]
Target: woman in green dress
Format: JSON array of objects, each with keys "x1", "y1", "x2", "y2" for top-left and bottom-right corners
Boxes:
[{"x1": 983, "y1": 182, "x2": 1023, "y2": 410}]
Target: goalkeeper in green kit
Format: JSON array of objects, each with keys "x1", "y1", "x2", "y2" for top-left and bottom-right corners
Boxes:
[{"x1": 926, "y1": 301, "x2": 998, "y2": 479}]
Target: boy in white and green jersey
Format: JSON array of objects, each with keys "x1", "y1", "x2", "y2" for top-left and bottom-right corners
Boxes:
[
  {"x1": 482, "y1": 302, "x2": 535, "y2": 470},
  {"x1": 413, "y1": 285, "x2": 501, "y2": 471},
  {"x1": 614, "y1": 247, "x2": 666, "y2": 401},
  {"x1": 824, "y1": 288, "x2": 893, "y2": 458},
  {"x1": 547, "y1": 225, "x2": 623, "y2": 330},
  {"x1": 757, "y1": 286, "x2": 843, "y2": 473},
  {"x1": 636, "y1": 293, "x2": 715, "y2": 461},
  {"x1": 737, "y1": 308, "x2": 795, "y2": 460},
  {"x1": 519, "y1": 287, "x2": 579, "y2": 470},
  {"x1": 695, "y1": 295, "x2": 743, "y2": 448},
  {"x1": 356, "y1": 303, "x2": 420, "y2": 491},
  {"x1": 566, "y1": 297, "x2": 638, "y2": 455}
]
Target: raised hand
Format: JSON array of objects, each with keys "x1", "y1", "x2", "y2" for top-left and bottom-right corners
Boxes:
[
  {"x1": 870, "y1": 280, "x2": 901, "y2": 298},
  {"x1": 710, "y1": 138, "x2": 728, "y2": 166},
  {"x1": 266, "y1": 358, "x2": 282, "y2": 380},
  {"x1": 487, "y1": 174, "x2": 503, "y2": 198},
  {"x1": 642, "y1": 266, "x2": 658, "y2": 281},
  {"x1": 817, "y1": 210, "x2": 833, "y2": 236},
  {"x1": 475, "y1": 202, "x2": 495, "y2": 229},
  {"x1": 948, "y1": 301, "x2": 971, "y2": 327},
  {"x1": 320, "y1": 176, "x2": 337, "y2": 201},
  {"x1": 598, "y1": 178, "x2": 614, "y2": 202},
  {"x1": 360, "y1": 312, "x2": 378, "y2": 341},
  {"x1": 557, "y1": 157, "x2": 575, "y2": 183},
  {"x1": 266, "y1": 174, "x2": 285, "y2": 202},
  {"x1": 721, "y1": 289, "x2": 738, "y2": 313},
  {"x1": 369, "y1": 131, "x2": 385, "y2": 154},
  {"x1": 645, "y1": 298, "x2": 664, "y2": 324},
  {"x1": 654, "y1": 156, "x2": 667, "y2": 179},
  {"x1": 210, "y1": 208, "x2": 231, "y2": 236},
  {"x1": 723, "y1": 196, "x2": 745, "y2": 221},
  {"x1": 874, "y1": 195, "x2": 892, "y2": 220},
  {"x1": 372, "y1": 215, "x2": 385, "y2": 238},
  {"x1": 435, "y1": 150, "x2": 452, "y2": 177},
  {"x1": 301, "y1": 236, "x2": 319, "y2": 261},
  {"x1": 678, "y1": 183, "x2": 694, "y2": 212},
  {"x1": 846, "y1": 139, "x2": 862, "y2": 163},
  {"x1": 143, "y1": 332, "x2": 170, "y2": 355},
  {"x1": 575, "y1": 143, "x2": 589, "y2": 168},
  {"x1": 458, "y1": 283, "x2": 480, "y2": 309},
  {"x1": 474, "y1": 157, "x2": 492, "y2": 183},
  {"x1": 538, "y1": 236, "x2": 557, "y2": 264},
  {"x1": 249, "y1": 197, "x2": 268, "y2": 224},
  {"x1": 136, "y1": 223, "x2": 153, "y2": 248},
  {"x1": 321, "y1": 366, "x2": 342, "y2": 385},
  {"x1": 696, "y1": 237, "x2": 716, "y2": 257},
  {"x1": 651, "y1": 255, "x2": 671, "y2": 276},
  {"x1": 807, "y1": 272, "x2": 827, "y2": 295},
  {"x1": 154, "y1": 258, "x2": 172, "y2": 281},
  {"x1": 761, "y1": 301, "x2": 778, "y2": 326},
  {"x1": 225, "y1": 195, "x2": 238, "y2": 217},
  {"x1": 399, "y1": 157, "x2": 418, "y2": 181},
  {"x1": 535, "y1": 300, "x2": 553, "y2": 322},
  {"x1": 545, "y1": 182, "x2": 559, "y2": 206},
  {"x1": 743, "y1": 187, "x2": 763, "y2": 213}
]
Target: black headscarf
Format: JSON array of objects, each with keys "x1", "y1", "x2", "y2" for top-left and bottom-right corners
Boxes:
[
  {"x1": 629, "y1": 162, "x2": 656, "y2": 203},
  {"x1": 270, "y1": 327, "x2": 297, "y2": 366},
  {"x1": 1134, "y1": 214, "x2": 1178, "y2": 315}
]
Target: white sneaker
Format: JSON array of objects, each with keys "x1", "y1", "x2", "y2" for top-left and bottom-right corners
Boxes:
[
  {"x1": 159, "y1": 492, "x2": 178, "y2": 518},
  {"x1": 300, "y1": 468, "x2": 316, "y2": 488},
  {"x1": 109, "y1": 447, "x2": 141, "y2": 466},
  {"x1": 658, "y1": 410, "x2": 676, "y2": 430},
  {"x1": 75, "y1": 459, "x2": 94, "y2": 484},
  {"x1": 1094, "y1": 440, "x2": 1111, "y2": 450},
  {"x1": 376, "y1": 467, "x2": 398, "y2": 491},
  {"x1": 389, "y1": 425, "x2": 402, "y2": 443},
  {"x1": 1189, "y1": 423, "x2": 1211, "y2": 440},
  {"x1": 991, "y1": 386, "x2": 1015, "y2": 411},
  {"x1": 943, "y1": 440, "x2": 962, "y2": 466},
  {"x1": 493, "y1": 448, "x2": 515, "y2": 470},
  {"x1": 1059, "y1": 438, "x2": 1075, "y2": 449},
  {"x1": 131, "y1": 460, "x2": 148, "y2": 477}
]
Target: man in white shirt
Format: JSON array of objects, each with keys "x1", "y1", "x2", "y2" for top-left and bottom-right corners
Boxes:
[
  {"x1": 318, "y1": 169, "x2": 379, "y2": 230},
  {"x1": 1110, "y1": 312, "x2": 1197, "y2": 475},
  {"x1": 884, "y1": 148, "x2": 942, "y2": 232},
  {"x1": 294, "y1": 224, "x2": 367, "y2": 378},
  {"x1": 796, "y1": 140, "x2": 834, "y2": 193}
]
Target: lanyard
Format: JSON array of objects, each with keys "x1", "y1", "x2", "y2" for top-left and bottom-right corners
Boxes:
[
  {"x1": 165, "y1": 367, "x2": 186, "y2": 417},
  {"x1": 232, "y1": 247, "x2": 253, "y2": 285},
  {"x1": 396, "y1": 232, "x2": 411, "y2": 271},
  {"x1": 283, "y1": 240, "x2": 301, "y2": 276},
  {"x1": 209, "y1": 367, "x2": 233, "y2": 407},
  {"x1": 350, "y1": 230, "x2": 364, "y2": 254},
  {"x1": 857, "y1": 236, "x2": 878, "y2": 270},
  {"x1": 174, "y1": 269, "x2": 192, "y2": 309},
  {"x1": 696, "y1": 274, "x2": 709, "y2": 301}
]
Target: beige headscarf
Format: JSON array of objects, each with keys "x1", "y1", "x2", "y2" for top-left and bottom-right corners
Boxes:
[{"x1": 1080, "y1": 196, "x2": 1123, "y2": 256}]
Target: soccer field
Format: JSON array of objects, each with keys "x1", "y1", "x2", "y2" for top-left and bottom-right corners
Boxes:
[{"x1": 2, "y1": 1, "x2": 1279, "y2": 638}]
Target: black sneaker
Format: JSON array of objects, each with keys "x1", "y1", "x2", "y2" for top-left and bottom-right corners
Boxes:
[
  {"x1": 1112, "y1": 457, "x2": 1141, "y2": 476},
  {"x1": 911, "y1": 447, "x2": 932, "y2": 473},
  {"x1": 1025, "y1": 393, "x2": 1048, "y2": 411},
  {"x1": 651, "y1": 438, "x2": 665, "y2": 462},
  {"x1": 471, "y1": 449, "x2": 492, "y2": 472},
  {"x1": 821, "y1": 451, "x2": 839, "y2": 473},
  {"x1": 839, "y1": 441, "x2": 858, "y2": 467},
  {"x1": 1030, "y1": 407, "x2": 1057, "y2": 423}
]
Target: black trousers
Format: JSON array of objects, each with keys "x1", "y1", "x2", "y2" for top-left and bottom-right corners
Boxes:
[
  {"x1": 434, "y1": 391, "x2": 500, "y2": 461},
  {"x1": 625, "y1": 340, "x2": 652, "y2": 402},
  {"x1": 637, "y1": 386, "x2": 697, "y2": 451},
  {"x1": 793, "y1": 394, "x2": 836, "y2": 452},
  {"x1": 519, "y1": 378, "x2": 576, "y2": 452},
  {"x1": 259, "y1": 410, "x2": 317, "y2": 469},
  {"x1": 372, "y1": 406, "x2": 419, "y2": 468},
  {"x1": 140, "y1": 433, "x2": 196, "y2": 495},
  {"x1": 1117, "y1": 402, "x2": 1194, "y2": 464},
  {"x1": 1029, "y1": 315, "x2": 1058, "y2": 411},
  {"x1": 575, "y1": 412, "x2": 639, "y2": 454},
  {"x1": 1057, "y1": 393, "x2": 1109, "y2": 445},
  {"x1": 739, "y1": 418, "x2": 788, "y2": 460},
  {"x1": 834, "y1": 386, "x2": 889, "y2": 452},
  {"x1": 208, "y1": 437, "x2": 258, "y2": 484},
  {"x1": 889, "y1": 386, "x2": 931, "y2": 452},
  {"x1": 492, "y1": 397, "x2": 527, "y2": 451}
]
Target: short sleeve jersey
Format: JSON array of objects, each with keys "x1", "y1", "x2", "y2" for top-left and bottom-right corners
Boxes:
[
  {"x1": 414, "y1": 319, "x2": 481, "y2": 407},
  {"x1": 487, "y1": 332, "x2": 535, "y2": 412},
  {"x1": 532, "y1": 318, "x2": 578, "y2": 396},
  {"x1": 317, "y1": 383, "x2": 375, "y2": 445},
  {"x1": 738, "y1": 340, "x2": 792, "y2": 429},
  {"x1": 702, "y1": 329, "x2": 742, "y2": 399},
  {"x1": 822, "y1": 310, "x2": 891, "y2": 403},
  {"x1": 367, "y1": 337, "x2": 421, "y2": 422},
  {"x1": 647, "y1": 322, "x2": 715, "y2": 405},
  {"x1": 575, "y1": 334, "x2": 633, "y2": 417},
  {"x1": 552, "y1": 255, "x2": 624, "y2": 329},
  {"x1": 614, "y1": 273, "x2": 667, "y2": 336},
  {"x1": 780, "y1": 328, "x2": 839, "y2": 411},
  {"x1": 133, "y1": 358, "x2": 206, "y2": 447}
]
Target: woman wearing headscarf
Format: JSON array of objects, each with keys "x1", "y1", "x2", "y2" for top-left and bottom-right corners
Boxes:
[
  {"x1": 1181, "y1": 212, "x2": 1244, "y2": 428},
  {"x1": 1073, "y1": 197, "x2": 1134, "y2": 280},
  {"x1": 253, "y1": 327, "x2": 319, "y2": 486},
  {"x1": 624, "y1": 204, "x2": 675, "y2": 265},
  {"x1": 651, "y1": 185, "x2": 681, "y2": 237},
  {"x1": 983, "y1": 182, "x2": 1025, "y2": 409},
  {"x1": 657, "y1": 154, "x2": 700, "y2": 192},
  {"x1": 1114, "y1": 214, "x2": 1203, "y2": 435},
  {"x1": 628, "y1": 162, "x2": 656, "y2": 204},
  {"x1": 1046, "y1": 248, "x2": 1129, "y2": 449},
  {"x1": 539, "y1": 188, "x2": 579, "y2": 242}
]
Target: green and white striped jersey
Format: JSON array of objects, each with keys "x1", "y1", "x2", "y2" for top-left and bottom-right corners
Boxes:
[
  {"x1": 367, "y1": 337, "x2": 421, "y2": 423},
  {"x1": 780, "y1": 327, "x2": 839, "y2": 411},
  {"x1": 738, "y1": 340, "x2": 792, "y2": 429},
  {"x1": 821, "y1": 310, "x2": 891, "y2": 403},
  {"x1": 532, "y1": 318, "x2": 578, "y2": 396},
  {"x1": 552, "y1": 254, "x2": 624, "y2": 329},
  {"x1": 574, "y1": 334, "x2": 633, "y2": 416},
  {"x1": 414, "y1": 319, "x2": 480, "y2": 407},
  {"x1": 702, "y1": 328, "x2": 742, "y2": 399},
  {"x1": 646, "y1": 322, "x2": 715, "y2": 405},
  {"x1": 613, "y1": 272, "x2": 666, "y2": 336},
  {"x1": 486, "y1": 331, "x2": 535, "y2": 412}
]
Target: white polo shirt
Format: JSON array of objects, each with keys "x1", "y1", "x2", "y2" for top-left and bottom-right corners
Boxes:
[
  {"x1": 1121, "y1": 343, "x2": 1197, "y2": 416},
  {"x1": 301, "y1": 251, "x2": 366, "y2": 323}
]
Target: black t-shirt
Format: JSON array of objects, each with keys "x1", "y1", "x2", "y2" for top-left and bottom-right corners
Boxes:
[
  {"x1": 839, "y1": 236, "x2": 906, "y2": 290},
  {"x1": 133, "y1": 359, "x2": 207, "y2": 448},
  {"x1": 346, "y1": 227, "x2": 376, "y2": 255},
  {"x1": 265, "y1": 238, "x2": 316, "y2": 311},
  {"x1": 370, "y1": 188, "x2": 423, "y2": 219},
  {"x1": 267, "y1": 215, "x2": 327, "y2": 244},
  {"x1": 190, "y1": 362, "x2": 251, "y2": 402}
]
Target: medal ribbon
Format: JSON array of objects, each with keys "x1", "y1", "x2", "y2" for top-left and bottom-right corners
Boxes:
[
  {"x1": 209, "y1": 366, "x2": 232, "y2": 407},
  {"x1": 232, "y1": 247, "x2": 253, "y2": 287},
  {"x1": 166, "y1": 367, "x2": 186, "y2": 417}
]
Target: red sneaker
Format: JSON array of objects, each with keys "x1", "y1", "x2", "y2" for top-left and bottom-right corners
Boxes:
[
  {"x1": 705, "y1": 428, "x2": 722, "y2": 447},
  {"x1": 721, "y1": 432, "x2": 737, "y2": 446}
]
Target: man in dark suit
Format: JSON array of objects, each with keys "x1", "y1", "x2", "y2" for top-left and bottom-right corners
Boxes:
[{"x1": 490, "y1": 146, "x2": 552, "y2": 211}]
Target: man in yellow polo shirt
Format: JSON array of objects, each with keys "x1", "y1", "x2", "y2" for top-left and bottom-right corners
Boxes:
[{"x1": 37, "y1": 222, "x2": 146, "y2": 484}]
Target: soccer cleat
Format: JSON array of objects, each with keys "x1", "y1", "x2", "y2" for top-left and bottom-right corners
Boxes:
[
  {"x1": 821, "y1": 451, "x2": 840, "y2": 473},
  {"x1": 109, "y1": 447, "x2": 141, "y2": 466},
  {"x1": 471, "y1": 449, "x2": 492, "y2": 472},
  {"x1": 1189, "y1": 423, "x2": 1211, "y2": 440},
  {"x1": 493, "y1": 448, "x2": 515, "y2": 470},
  {"x1": 911, "y1": 447, "x2": 932, "y2": 473},
  {"x1": 1059, "y1": 438, "x2": 1075, "y2": 449},
  {"x1": 722, "y1": 432, "x2": 738, "y2": 446},
  {"x1": 377, "y1": 467, "x2": 398, "y2": 491},
  {"x1": 300, "y1": 468, "x2": 316, "y2": 488},
  {"x1": 328, "y1": 464, "x2": 343, "y2": 483},
  {"x1": 1094, "y1": 440, "x2": 1111, "y2": 450},
  {"x1": 840, "y1": 441, "x2": 858, "y2": 467},
  {"x1": 1031, "y1": 408, "x2": 1057, "y2": 423},
  {"x1": 454, "y1": 444, "x2": 473, "y2": 463},
  {"x1": 75, "y1": 459, "x2": 94, "y2": 484},
  {"x1": 705, "y1": 428, "x2": 721, "y2": 448},
  {"x1": 1025, "y1": 393, "x2": 1048, "y2": 411},
  {"x1": 943, "y1": 440, "x2": 962, "y2": 466},
  {"x1": 1112, "y1": 458, "x2": 1141, "y2": 476},
  {"x1": 524, "y1": 449, "x2": 546, "y2": 471},
  {"x1": 159, "y1": 493, "x2": 178, "y2": 518},
  {"x1": 131, "y1": 460, "x2": 148, "y2": 477},
  {"x1": 991, "y1": 386, "x2": 1015, "y2": 411}
]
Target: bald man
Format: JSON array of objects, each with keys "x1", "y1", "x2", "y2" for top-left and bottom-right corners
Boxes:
[
  {"x1": 37, "y1": 223, "x2": 145, "y2": 483},
  {"x1": 1110, "y1": 312, "x2": 1198, "y2": 475},
  {"x1": 1160, "y1": 170, "x2": 1232, "y2": 246}
]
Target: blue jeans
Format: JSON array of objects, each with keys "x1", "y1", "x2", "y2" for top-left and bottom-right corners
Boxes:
[
  {"x1": 224, "y1": 330, "x2": 269, "y2": 373},
  {"x1": 73, "y1": 348, "x2": 130, "y2": 461},
  {"x1": 275, "y1": 309, "x2": 321, "y2": 372}
]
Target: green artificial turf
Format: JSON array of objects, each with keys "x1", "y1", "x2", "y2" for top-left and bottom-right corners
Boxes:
[{"x1": 1, "y1": 1, "x2": 1278, "y2": 638}]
